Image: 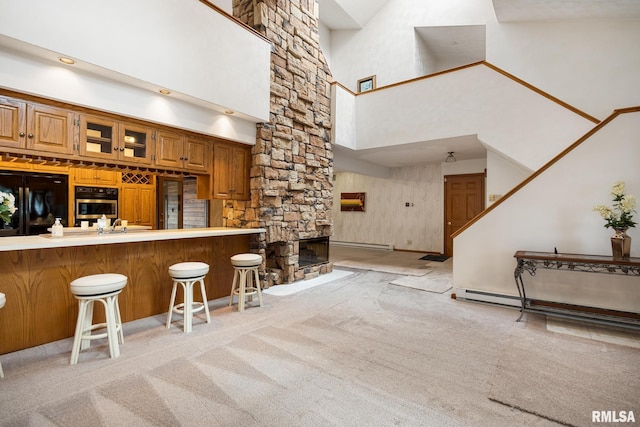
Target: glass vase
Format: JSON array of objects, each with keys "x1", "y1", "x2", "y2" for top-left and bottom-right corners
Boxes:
[{"x1": 611, "y1": 227, "x2": 631, "y2": 259}]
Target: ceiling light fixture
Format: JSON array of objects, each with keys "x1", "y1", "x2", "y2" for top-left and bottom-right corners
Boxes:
[
  {"x1": 445, "y1": 151, "x2": 456, "y2": 163},
  {"x1": 224, "y1": 110, "x2": 234, "y2": 115},
  {"x1": 58, "y1": 57, "x2": 75, "y2": 65},
  {"x1": 159, "y1": 89, "x2": 171, "y2": 95}
]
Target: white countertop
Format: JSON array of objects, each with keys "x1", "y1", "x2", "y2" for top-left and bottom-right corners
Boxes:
[{"x1": 0, "y1": 227, "x2": 266, "y2": 252}]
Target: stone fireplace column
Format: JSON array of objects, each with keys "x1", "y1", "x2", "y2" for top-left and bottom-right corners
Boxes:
[{"x1": 230, "y1": 0, "x2": 334, "y2": 285}]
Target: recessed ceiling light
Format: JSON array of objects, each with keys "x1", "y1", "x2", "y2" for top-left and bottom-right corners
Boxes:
[
  {"x1": 58, "y1": 57, "x2": 75, "y2": 65},
  {"x1": 224, "y1": 110, "x2": 234, "y2": 115},
  {"x1": 159, "y1": 89, "x2": 171, "y2": 95}
]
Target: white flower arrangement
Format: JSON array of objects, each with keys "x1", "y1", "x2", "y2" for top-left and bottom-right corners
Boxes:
[
  {"x1": 593, "y1": 181, "x2": 637, "y2": 229},
  {"x1": 0, "y1": 191, "x2": 17, "y2": 224}
]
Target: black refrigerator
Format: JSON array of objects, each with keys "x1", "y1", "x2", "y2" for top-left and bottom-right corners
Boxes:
[{"x1": 0, "y1": 170, "x2": 69, "y2": 236}]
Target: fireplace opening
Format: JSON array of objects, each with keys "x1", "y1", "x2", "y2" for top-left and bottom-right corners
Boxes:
[{"x1": 299, "y1": 237, "x2": 329, "y2": 268}]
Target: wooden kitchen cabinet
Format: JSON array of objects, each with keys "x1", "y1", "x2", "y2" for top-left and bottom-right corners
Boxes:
[
  {"x1": 79, "y1": 114, "x2": 153, "y2": 165},
  {"x1": 71, "y1": 167, "x2": 119, "y2": 186},
  {"x1": 0, "y1": 96, "x2": 74, "y2": 155},
  {"x1": 121, "y1": 183, "x2": 156, "y2": 228},
  {"x1": 213, "y1": 142, "x2": 250, "y2": 200},
  {"x1": 79, "y1": 114, "x2": 118, "y2": 161},
  {"x1": 27, "y1": 103, "x2": 75, "y2": 155},
  {"x1": 155, "y1": 131, "x2": 210, "y2": 172},
  {"x1": 184, "y1": 136, "x2": 210, "y2": 172},
  {"x1": 0, "y1": 95, "x2": 26, "y2": 149}
]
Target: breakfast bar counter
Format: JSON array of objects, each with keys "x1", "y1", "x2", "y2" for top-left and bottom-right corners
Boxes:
[{"x1": 0, "y1": 227, "x2": 265, "y2": 354}]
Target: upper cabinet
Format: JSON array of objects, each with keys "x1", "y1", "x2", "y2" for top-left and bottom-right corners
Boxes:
[
  {"x1": 155, "y1": 131, "x2": 210, "y2": 173},
  {"x1": 0, "y1": 96, "x2": 26, "y2": 149},
  {"x1": 27, "y1": 104, "x2": 75, "y2": 155},
  {"x1": 0, "y1": 96, "x2": 74, "y2": 155},
  {"x1": 79, "y1": 114, "x2": 152, "y2": 165},
  {"x1": 213, "y1": 142, "x2": 250, "y2": 200}
]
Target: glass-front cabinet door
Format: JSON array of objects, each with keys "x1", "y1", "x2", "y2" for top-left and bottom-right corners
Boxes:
[
  {"x1": 80, "y1": 115, "x2": 152, "y2": 165},
  {"x1": 119, "y1": 123, "x2": 152, "y2": 165},
  {"x1": 79, "y1": 114, "x2": 118, "y2": 161}
]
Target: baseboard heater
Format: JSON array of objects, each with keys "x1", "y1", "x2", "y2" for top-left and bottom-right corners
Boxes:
[
  {"x1": 330, "y1": 241, "x2": 394, "y2": 251},
  {"x1": 455, "y1": 289, "x2": 521, "y2": 308}
]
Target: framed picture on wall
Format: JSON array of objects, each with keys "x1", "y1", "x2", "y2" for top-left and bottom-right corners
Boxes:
[
  {"x1": 340, "y1": 192, "x2": 366, "y2": 212},
  {"x1": 357, "y1": 75, "x2": 376, "y2": 93}
]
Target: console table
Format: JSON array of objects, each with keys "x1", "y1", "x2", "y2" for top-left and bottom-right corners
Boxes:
[{"x1": 514, "y1": 251, "x2": 640, "y2": 329}]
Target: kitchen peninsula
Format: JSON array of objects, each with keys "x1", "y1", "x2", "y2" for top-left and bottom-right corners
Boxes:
[{"x1": 0, "y1": 227, "x2": 265, "y2": 354}]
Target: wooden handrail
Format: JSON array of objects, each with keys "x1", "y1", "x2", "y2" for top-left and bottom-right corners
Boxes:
[
  {"x1": 197, "y1": 0, "x2": 271, "y2": 45},
  {"x1": 330, "y1": 61, "x2": 599, "y2": 124},
  {"x1": 451, "y1": 106, "x2": 640, "y2": 239}
]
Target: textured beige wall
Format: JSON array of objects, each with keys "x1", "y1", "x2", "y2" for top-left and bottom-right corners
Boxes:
[{"x1": 333, "y1": 165, "x2": 443, "y2": 252}]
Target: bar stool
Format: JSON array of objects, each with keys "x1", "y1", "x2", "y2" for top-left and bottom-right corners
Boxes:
[
  {"x1": 229, "y1": 253, "x2": 263, "y2": 312},
  {"x1": 69, "y1": 273, "x2": 127, "y2": 365},
  {"x1": 166, "y1": 262, "x2": 210, "y2": 333},
  {"x1": 0, "y1": 292, "x2": 5, "y2": 378}
]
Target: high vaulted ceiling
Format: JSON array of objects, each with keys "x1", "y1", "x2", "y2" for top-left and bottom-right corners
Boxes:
[{"x1": 319, "y1": 0, "x2": 640, "y2": 170}]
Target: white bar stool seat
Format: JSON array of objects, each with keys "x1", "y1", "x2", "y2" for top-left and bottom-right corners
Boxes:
[
  {"x1": 229, "y1": 253, "x2": 263, "y2": 312},
  {"x1": 166, "y1": 262, "x2": 211, "y2": 333},
  {"x1": 69, "y1": 273, "x2": 127, "y2": 365},
  {"x1": 0, "y1": 292, "x2": 5, "y2": 378}
]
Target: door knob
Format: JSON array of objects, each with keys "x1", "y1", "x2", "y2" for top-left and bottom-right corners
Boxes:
[{"x1": 448, "y1": 222, "x2": 452, "y2": 225}]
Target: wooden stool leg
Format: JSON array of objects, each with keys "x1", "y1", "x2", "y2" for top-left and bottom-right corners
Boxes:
[
  {"x1": 166, "y1": 281, "x2": 178, "y2": 329},
  {"x1": 103, "y1": 296, "x2": 120, "y2": 359},
  {"x1": 229, "y1": 270, "x2": 238, "y2": 307},
  {"x1": 80, "y1": 300, "x2": 94, "y2": 351},
  {"x1": 71, "y1": 299, "x2": 88, "y2": 365},
  {"x1": 114, "y1": 294, "x2": 124, "y2": 344},
  {"x1": 183, "y1": 281, "x2": 193, "y2": 333},
  {"x1": 254, "y1": 267, "x2": 263, "y2": 307},
  {"x1": 238, "y1": 269, "x2": 247, "y2": 312},
  {"x1": 199, "y1": 278, "x2": 211, "y2": 324}
]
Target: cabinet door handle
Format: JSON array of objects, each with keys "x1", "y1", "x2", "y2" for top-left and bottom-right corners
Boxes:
[
  {"x1": 120, "y1": 147, "x2": 125, "y2": 151},
  {"x1": 114, "y1": 146, "x2": 119, "y2": 151},
  {"x1": 28, "y1": 133, "x2": 34, "y2": 139},
  {"x1": 19, "y1": 132, "x2": 25, "y2": 137}
]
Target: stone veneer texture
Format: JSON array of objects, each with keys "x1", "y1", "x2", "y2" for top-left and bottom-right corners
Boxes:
[{"x1": 230, "y1": 0, "x2": 334, "y2": 284}]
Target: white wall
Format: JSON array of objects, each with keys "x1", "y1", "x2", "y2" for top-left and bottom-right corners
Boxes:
[
  {"x1": 342, "y1": 64, "x2": 595, "y2": 171},
  {"x1": 0, "y1": 0, "x2": 271, "y2": 143},
  {"x1": 329, "y1": 0, "x2": 485, "y2": 92},
  {"x1": 319, "y1": 21, "x2": 332, "y2": 69},
  {"x1": 486, "y1": 18, "x2": 640, "y2": 119},
  {"x1": 333, "y1": 166, "x2": 443, "y2": 251},
  {"x1": 485, "y1": 149, "x2": 531, "y2": 206},
  {"x1": 455, "y1": 111, "x2": 640, "y2": 312},
  {"x1": 328, "y1": 0, "x2": 640, "y2": 118}
]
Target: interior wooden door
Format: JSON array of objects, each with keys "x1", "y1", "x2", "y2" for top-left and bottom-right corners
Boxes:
[{"x1": 444, "y1": 173, "x2": 485, "y2": 257}]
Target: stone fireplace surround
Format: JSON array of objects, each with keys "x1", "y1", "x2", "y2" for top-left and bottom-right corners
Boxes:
[{"x1": 228, "y1": 0, "x2": 334, "y2": 286}]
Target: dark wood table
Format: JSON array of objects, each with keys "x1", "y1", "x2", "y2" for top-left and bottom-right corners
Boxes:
[{"x1": 513, "y1": 250, "x2": 640, "y2": 329}]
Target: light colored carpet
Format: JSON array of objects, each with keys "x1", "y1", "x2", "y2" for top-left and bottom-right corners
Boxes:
[
  {"x1": 1, "y1": 269, "x2": 638, "y2": 426},
  {"x1": 389, "y1": 272, "x2": 452, "y2": 294},
  {"x1": 488, "y1": 322, "x2": 640, "y2": 427},
  {"x1": 333, "y1": 259, "x2": 430, "y2": 276}
]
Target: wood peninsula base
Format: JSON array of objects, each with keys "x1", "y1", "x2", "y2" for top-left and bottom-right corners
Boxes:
[{"x1": 0, "y1": 232, "x2": 256, "y2": 354}]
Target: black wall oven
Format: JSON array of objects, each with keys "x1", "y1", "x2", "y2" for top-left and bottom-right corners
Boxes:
[{"x1": 74, "y1": 186, "x2": 118, "y2": 226}]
